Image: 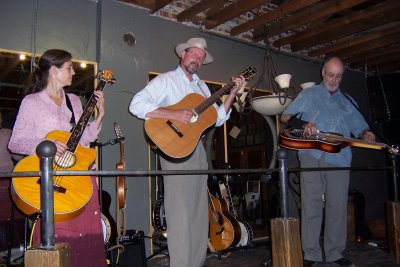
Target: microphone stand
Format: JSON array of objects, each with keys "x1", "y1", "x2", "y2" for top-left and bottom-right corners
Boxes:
[{"x1": 90, "y1": 137, "x2": 125, "y2": 213}]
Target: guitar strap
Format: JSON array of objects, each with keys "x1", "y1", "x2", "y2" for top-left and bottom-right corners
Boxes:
[{"x1": 65, "y1": 94, "x2": 76, "y2": 128}]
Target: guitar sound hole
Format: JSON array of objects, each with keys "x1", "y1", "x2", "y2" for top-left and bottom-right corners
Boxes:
[{"x1": 55, "y1": 151, "x2": 76, "y2": 168}]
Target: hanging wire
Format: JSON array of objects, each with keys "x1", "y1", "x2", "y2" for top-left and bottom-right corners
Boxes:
[
  {"x1": 375, "y1": 63, "x2": 392, "y2": 121},
  {"x1": 245, "y1": 38, "x2": 290, "y2": 109},
  {"x1": 30, "y1": 0, "x2": 40, "y2": 72}
]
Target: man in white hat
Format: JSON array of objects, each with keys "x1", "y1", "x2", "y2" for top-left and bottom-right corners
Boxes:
[{"x1": 129, "y1": 37, "x2": 245, "y2": 266}]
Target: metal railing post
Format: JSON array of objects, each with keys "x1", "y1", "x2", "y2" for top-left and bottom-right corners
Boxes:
[
  {"x1": 36, "y1": 140, "x2": 57, "y2": 249},
  {"x1": 277, "y1": 149, "x2": 289, "y2": 218}
]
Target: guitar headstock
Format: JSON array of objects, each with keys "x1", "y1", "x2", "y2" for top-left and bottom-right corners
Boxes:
[
  {"x1": 387, "y1": 145, "x2": 400, "y2": 156},
  {"x1": 240, "y1": 66, "x2": 257, "y2": 81},
  {"x1": 114, "y1": 122, "x2": 124, "y2": 141},
  {"x1": 96, "y1": 70, "x2": 116, "y2": 84}
]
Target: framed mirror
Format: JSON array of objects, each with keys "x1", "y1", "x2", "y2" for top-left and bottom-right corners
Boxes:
[{"x1": 0, "y1": 48, "x2": 97, "y2": 128}]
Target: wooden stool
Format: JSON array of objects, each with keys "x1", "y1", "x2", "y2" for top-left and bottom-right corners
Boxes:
[
  {"x1": 25, "y1": 243, "x2": 70, "y2": 267},
  {"x1": 271, "y1": 218, "x2": 302, "y2": 267}
]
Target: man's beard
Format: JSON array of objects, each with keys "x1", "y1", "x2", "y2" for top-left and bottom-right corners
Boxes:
[{"x1": 185, "y1": 62, "x2": 199, "y2": 74}]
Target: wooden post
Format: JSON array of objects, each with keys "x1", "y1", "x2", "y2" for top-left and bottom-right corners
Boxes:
[
  {"x1": 271, "y1": 218, "x2": 302, "y2": 267},
  {"x1": 387, "y1": 201, "x2": 400, "y2": 264},
  {"x1": 25, "y1": 243, "x2": 70, "y2": 267},
  {"x1": 347, "y1": 195, "x2": 355, "y2": 242}
]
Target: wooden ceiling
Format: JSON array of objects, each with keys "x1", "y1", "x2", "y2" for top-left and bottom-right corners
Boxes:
[{"x1": 117, "y1": 0, "x2": 400, "y2": 75}]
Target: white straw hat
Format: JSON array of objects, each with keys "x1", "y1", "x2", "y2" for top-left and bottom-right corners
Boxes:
[{"x1": 175, "y1": 37, "x2": 213, "y2": 64}]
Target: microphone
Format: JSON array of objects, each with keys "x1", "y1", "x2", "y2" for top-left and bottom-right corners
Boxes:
[{"x1": 109, "y1": 136, "x2": 125, "y2": 145}]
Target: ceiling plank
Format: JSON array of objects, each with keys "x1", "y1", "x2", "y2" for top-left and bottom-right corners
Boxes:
[
  {"x1": 371, "y1": 60, "x2": 400, "y2": 75},
  {"x1": 345, "y1": 44, "x2": 400, "y2": 64},
  {"x1": 204, "y1": 0, "x2": 225, "y2": 18},
  {"x1": 328, "y1": 33, "x2": 400, "y2": 59},
  {"x1": 254, "y1": 0, "x2": 368, "y2": 41},
  {"x1": 205, "y1": 0, "x2": 272, "y2": 29},
  {"x1": 350, "y1": 52, "x2": 400, "y2": 70},
  {"x1": 177, "y1": 0, "x2": 216, "y2": 22},
  {"x1": 150, "y1": 0, "x2": 174, "y2": 14},
  {"x1": 308, "y1": 23, "x2": 400, "y2": 57},
  {"x1": 289, "y1": 6, "x2": 400, "y2": 51},
  {"x1": 274, "y1": 0, "x2": 398, "y2": 46},
  {"x1": 230, "y1": 0, "x2": 321, "y2": 36}
]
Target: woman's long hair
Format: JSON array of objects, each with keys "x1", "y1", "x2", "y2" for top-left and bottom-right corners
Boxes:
[{"x1": 24, "y1": 49, "x2": 72, "y2": 95}]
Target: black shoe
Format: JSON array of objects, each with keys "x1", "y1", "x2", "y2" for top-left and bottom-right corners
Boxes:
[
  {"x1": 303, "y1": 259, "x2": 317, "y2": 267},
  {"x1": 334, "y1": 258, "x2": 355, "y2": 267}
]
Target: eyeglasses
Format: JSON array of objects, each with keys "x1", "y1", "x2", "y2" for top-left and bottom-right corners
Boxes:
[{"x1": 325, "y1": 71, "x2": 343, "y2": 81}]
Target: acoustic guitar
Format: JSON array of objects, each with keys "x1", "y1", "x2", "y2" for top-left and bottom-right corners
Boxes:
[
  {"x1": 208, "y1": 189, "x2": 241, "y2": 251},
  {"x1": 114, "y1": 122, "x2": 127, "y2": 237},
  {"x1": 218, "y1": 179, "x2": 253, "y2": 247},
  {"x1": 145, "y1": 66, "x2": 257, "y2": 158},
  {"x1": 11, "y1": 70, "x2": 116, "y2": 222},
  {"x1": 279, "y1": 127, "x2": 399, "y2": 155}
]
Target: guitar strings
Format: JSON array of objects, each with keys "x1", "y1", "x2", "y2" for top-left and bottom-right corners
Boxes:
[{"x1": 52, "y1": 150, "x2": 75, "y2": 186}]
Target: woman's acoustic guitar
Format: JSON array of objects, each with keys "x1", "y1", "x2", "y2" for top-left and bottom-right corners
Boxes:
[{"x1": 11, "y1": 70, "x2": 115, "y2": 222}]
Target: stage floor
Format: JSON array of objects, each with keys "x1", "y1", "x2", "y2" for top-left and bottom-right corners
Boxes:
[
  {"x1": 1, "y1": 240, "x2": 398, "y2": 266},
  {"x1": 147, "y1": 241, "x2": 399, "y2": 267}
]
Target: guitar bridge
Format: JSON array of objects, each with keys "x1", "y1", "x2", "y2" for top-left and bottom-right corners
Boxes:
[
  {"x1": 166, "y1": 120, "x2": 184, "y2": 137},
  {"x1": 36, "y1": 179, "x2": 67, "y2": 194}
]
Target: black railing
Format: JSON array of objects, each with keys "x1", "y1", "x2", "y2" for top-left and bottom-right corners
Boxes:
[{"x1": 0, "y1": 141, "x2": 396, "y2": 250}]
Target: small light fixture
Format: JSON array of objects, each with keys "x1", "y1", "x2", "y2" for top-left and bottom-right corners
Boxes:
[
  {"x1": 300, "y1": 82, "x2": 316, "y2": 89},
  {"x1": 19, "y1": 54, "x2": 26, "y2": 60},
  {"x1": 80, "y1": 62, "x2": 87, "y2": 69},
  {"x1": 274, "y1": 74, "x2": 292, "y2": 89}
]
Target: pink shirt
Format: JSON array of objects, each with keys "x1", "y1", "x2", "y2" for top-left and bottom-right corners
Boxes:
[{"x1": 9, "y1": 90, "x2": 101, "y2": 155}]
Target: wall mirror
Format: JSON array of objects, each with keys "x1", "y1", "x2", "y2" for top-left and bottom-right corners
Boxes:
[{"x1": 0, "y1": 48, "x2": 97, "y2": 128}]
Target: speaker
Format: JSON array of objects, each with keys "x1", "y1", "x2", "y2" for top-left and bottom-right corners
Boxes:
[{"x1": 111, "y1": 230, "x2": 147, "y2": 267}]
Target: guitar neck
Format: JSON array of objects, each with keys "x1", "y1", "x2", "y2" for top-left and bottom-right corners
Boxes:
[
  {"x1": 318, "y1": 133, "x2": 387, "y2": 151},
  {"x1": 193, "y1": 66, "x2": 257, "y2": 115},
  {"x1": 67, "y1": 79, "x2": 107, "y2": 152},
  {"x1": 194, "y1": 82, "x2": 235, "y2": 115}
]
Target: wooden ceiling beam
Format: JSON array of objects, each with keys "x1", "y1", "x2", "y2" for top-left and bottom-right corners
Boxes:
[
  {"x1": 345, "y1": 44, "x2": 400, "y2": 64},
  {"x1": 290, "y1": 7, "x2": 400, "y2": 51},
  {"x1": 350, "y1": 52, "x2": 400, "y2": 70},
  {"x1": 205, "y1": 0, "x2": 271, "y2": 29},
  {"x1": 150, "y1": 0, "x2": 174, "y2": 14},
  {"x1": 253, "y1": 0, "x2": 367, "y2": 42},
  {"x1": 370, "y1": 60, "x2": 400, "y2": 75},
  {"x1": 204, "y1": 0, "x2": 225, "y2": 18},
  {"x1": 230, "y1": 0, "x2": 321, "y2": 36},
  {"x1": 308, "y1": 22, "x2": 400, "y2": 57},
  {"x1": 177, "y1": 0, "x2": 216, "y2": 22},
  {"x1": 275, "y1": 0, "x2": 400, "y2": 49},
  {"x1": 329, "y1": 33, "x2": 400, "y2": 59}
]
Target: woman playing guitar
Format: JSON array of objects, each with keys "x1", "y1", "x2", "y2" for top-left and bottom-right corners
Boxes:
[{"x1": 8, "y1": 49, "x2": 111, "y2": 267}]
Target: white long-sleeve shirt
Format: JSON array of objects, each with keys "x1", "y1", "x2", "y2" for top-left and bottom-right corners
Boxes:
[{"x1": 129, "y1": 66, "x2": 230, "y2": 127}]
